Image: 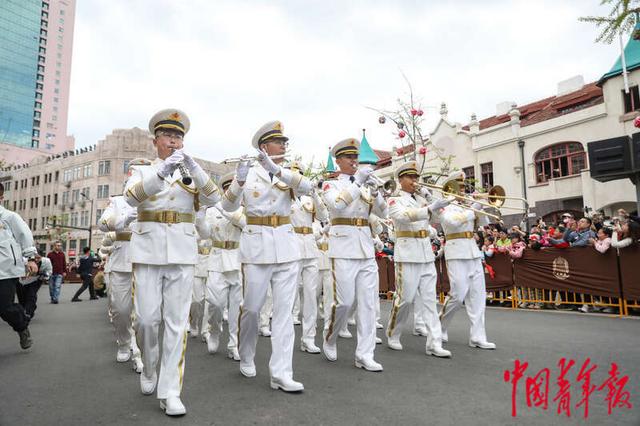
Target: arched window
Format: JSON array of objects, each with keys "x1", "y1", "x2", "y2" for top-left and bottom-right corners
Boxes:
[{"x1": 534, "y1": 142, "x2": 586, "y2": 183}]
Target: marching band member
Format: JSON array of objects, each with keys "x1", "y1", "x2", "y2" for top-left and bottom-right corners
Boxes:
[
  {"x1": 98, "y1": 194, "x2": 144, "y2": 372},
  {"x1": 413, "y1": 225, "x2": 440, "y2": 337},
  {"x1": 222, "y1": 121, "x2": 311, "y2": 392},
  {"x1": 189, "y1": 239, "x2": 209, "y2": 338},
  {"x1": 287, "y1": 161, "x2": 329, "y2": 354},
  {"x1": 434, "y1": 171, "x2": 496, "y2": 350},
  {"x1": 322, "y1": 138, "x2": 387, "y2": 372},
  {"x1": 123, "y1": 109, "x2": 221, "y2": 416},
  {"x1": 385, "y1": 161, "x2": 451, "y2": 357},
  {"x1": 196, "y1": 172, "x2": 245, "y2": 361}
]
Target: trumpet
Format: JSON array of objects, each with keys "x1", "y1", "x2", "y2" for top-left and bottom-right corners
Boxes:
[
  {"x1": 222, "y1": 154, "x2": 289, "y2": 165},
  {"x1": 366, "y1": 175, "x2": 397, "y2": 196}
]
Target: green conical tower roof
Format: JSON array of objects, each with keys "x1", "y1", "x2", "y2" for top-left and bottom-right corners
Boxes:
[
  {"x1": 358, "y1": 129, "x2": 379, "y2": 165},
  {"x1": 599, "y1": 20, "x2": 640, "y2": 85},
  {"x1": 325, "y1": 148, "x2": 335, "y2": 173}
]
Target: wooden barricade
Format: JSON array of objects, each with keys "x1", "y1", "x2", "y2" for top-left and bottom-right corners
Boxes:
[{"x1": 618, "y1": 245, "x2": 640, "y2": 315}]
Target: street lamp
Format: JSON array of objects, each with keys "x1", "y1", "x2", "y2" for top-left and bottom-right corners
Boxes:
[{"x1": 80, "y1": 191, "x2": 94, "y2": 252}]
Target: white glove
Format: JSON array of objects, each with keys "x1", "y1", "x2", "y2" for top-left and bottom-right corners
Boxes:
[
  {"x1": 256, "y1": 150, "x2": 281, "y2": 175},
  {"x1": 158, "y1": 149, "x2": 184, "y2": 178},
  {"x1": 428, "y1": 197, "x2": 453, "y2": 212},
  {"x1": 354, "y1": 166, "x2": 373, "y2": 185},
  {"x1": 374, "y1": 238, "x2": 384, "y2": 252},
  {"x1": 471, "y1": 202, "x2": 483, "y2": 211},
  {"x1": 236, "y1": 156, "x2": 251, "y2": 183},
  {"x1": 418, "y1": 186, "x2": 432, "y2": 200},
  {"x1": 123, "y1": 210, "x2": 137, "y2": 227},
  {"x1": 365, "y1": 176, "x2": 380, "y2": 196},
  {"x1": 182, "y1": 151, "x2": 203, "y2": 174}
]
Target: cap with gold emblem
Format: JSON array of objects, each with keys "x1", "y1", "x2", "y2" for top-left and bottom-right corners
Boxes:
[
  {"x1": 148, "y1": 108, "x2": 190, "y2": 136},
  {"x1": 217, "y1": 171, "x2": 235, "y2": 188},
  {"x1": 252, "y1": 120, "x2": 289, "y2": 149},
  {"x1": 394, "y1": 160, "x2": 419, "y2": 180},
  {"x1": 331, "y1": 138, "x2": 360, "y2": 158},
  {"x1": 284, "y1": 160, "x2": 306, "y2": 174}
]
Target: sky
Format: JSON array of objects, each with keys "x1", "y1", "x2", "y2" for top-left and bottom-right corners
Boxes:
[{"x1": 68, "y1": 0, "x2": 622, "y2": 166}]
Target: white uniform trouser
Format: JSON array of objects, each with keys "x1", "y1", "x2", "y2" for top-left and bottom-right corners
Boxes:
[
  {"x1": 133, "y1": 264, "x2": 194, "y2": 399},
  {"x1": 320, "y1": 269, "x2": 332, "y2": 322},
  {"x1": 440, "y1": 258, "x2": 488, "y2": 343},
  {"x1": 110, "y1": 271, "x2": 135, "y2": 351},
  {"x1": 259, "y1": 286, "x2": 273, "y2": 329},
  {"x1": 190, "y1": 277, "x2": 206, "y2": 335},
  {"x1": 295, "y1": 258, "x2": 319, "y2": 342},
  {"x1": 239, "y1": 261, "x2": 300, "y2": 380},
  {"x1": 414, "y1": 289, "x2": 427, "y2": 330},
  {"x1": 325, "y1": 258, "x2": 377, "y2": 361},
  {"x1": 387, "y1": 262, "x2": 442, "y2": 346},
  {"x1": 206, "y1": 270, "x2": 242, "y2": 350}
]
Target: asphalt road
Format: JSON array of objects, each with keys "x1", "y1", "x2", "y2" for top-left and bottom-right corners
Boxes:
[{"x1": 1, "y1": 284, "x2": 639, "y2": 426}]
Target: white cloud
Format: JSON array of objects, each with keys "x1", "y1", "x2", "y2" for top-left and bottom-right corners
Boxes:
[{"x1": 68, "y1": 0, "x2": 620, "y2": 166}]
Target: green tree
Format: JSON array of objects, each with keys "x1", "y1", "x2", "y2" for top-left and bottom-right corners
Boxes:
[{"x1": 580, "y1": 0, "x2": 640, "y2": 43}]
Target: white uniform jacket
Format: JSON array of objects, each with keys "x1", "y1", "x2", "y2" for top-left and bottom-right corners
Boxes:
[
  {"x1": 291, "y1": 193, "x2": 328, "y2": 260},
  {"x1": 123, "y1": 158, "x2": 221, "y2": 265},
  {"x1": 322, "y1": 174, "x2": 388, "y2": 259},
  {"x1": 432, "y1": 203, "x2": 489, "y2": 260},
  {"x1": 98, "y1": 196, "x2": 134, "y2": 273},
  {"x1": 387, "y1": 190, "x2": 435, "y2": 264},
  {"x1": 196, "y1": 205, "x2": 245, "y2": 273},
  {"x1": 0, "y1": 205, "x2": 36, "y2": 280},
  {"x1": 222, "y1": 165, "x2": 311, "y2": 264}
]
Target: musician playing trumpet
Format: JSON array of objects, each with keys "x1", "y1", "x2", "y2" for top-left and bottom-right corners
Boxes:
[
  {"x1": 386, "y1": 161, "x2": 452, "y2": 358},
  {"x1": 432, "y1": 171, "x2": 497, "y2": 350},
  {"x1": 123, "y1": 109, "x2": 221, "y2": 416}
]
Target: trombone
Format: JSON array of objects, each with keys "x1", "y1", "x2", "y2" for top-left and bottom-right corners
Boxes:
[{"x1": 419, "y1": 180, "x2": 503, "y2": 221}]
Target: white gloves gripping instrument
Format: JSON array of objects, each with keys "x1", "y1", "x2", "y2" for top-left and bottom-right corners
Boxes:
[
  {"x1": 157, "y1": 149, "x2": 184, "y2": 178},
  {"x1": 235, "y1": 156, "x2": 251, "y2": 184},
  {"x1": 182, "y1": 151, "x2": 204, "y2": 175},
  {"x1": 256, "y1": 149, "x2": 281, "y2": 175},
  {"x1": 354, "y1": 166, "x2": 373, "y2": 186}
]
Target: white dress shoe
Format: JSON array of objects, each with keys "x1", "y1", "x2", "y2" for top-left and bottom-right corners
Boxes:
[
  {"x1": 160, "y1": 396, "x2": 186, "y2": 416},
  {"x1": 227, "y1": 347, "x2": 240, "y2": 361},
  {"x1": 338, "y1": 329, "x2": 352, "y2": 339},
  {"x1": 412, "y1": 327, "x2": 429, "y2": 337},
  {"x1": 270, "y1": 376, "x2": 304, "y2": 392},
  {"x1": 206, "y1": 333, "x2": 219, "y2": 354},
  {"x1": 376, "y1": 321, "x2": 384, "y2": 329},
  {"x1": 426, "y1": 345, "x2": 452, "y2": 358},
  {"x1": 375, "y1": 336, "x2": 382, "y2": 344},
  {"x1": 201, "y1": 331, "x2": 209, "y2": 343},
  {"x1": 189, "y1": 328, "x2": 199, "y2": 338},
  {"x1": 469, "y1": 340, "x2": 496, "y2": 350},
  {"x1": 387, "y1": 339, "x2": 403, "y2": 351},
  {"x1": 322, "y1": 341, "x2": 337, "y2": 361},
  {"x1": 300, "y1": 339, "x2": 321, "y2": 354},
  {"x1": 240, "y1": 363, "x2": 256, "y2": 377},
  {"x1": 116, "y1": 348, "x2": 131, "y2": 363},
  {"x1": 347, "y1": 318, "x2": 356, "y2": 326},
  {"x1": 132, "y1": 357, "x2": 144, "y2": 374},
  {"x1": 355, "y1": 358, "x2": 383, "y2": 372},
  {"x1": 259, "y1": 326, "x2": 272, "y2": 337},
  {"x1": 140, "y1": 372, "x2": 157, "y2": 395}
]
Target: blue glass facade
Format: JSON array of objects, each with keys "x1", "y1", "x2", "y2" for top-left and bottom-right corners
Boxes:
[{"x1": 0, "y1": 0, "x2": 41, "y2": 148}]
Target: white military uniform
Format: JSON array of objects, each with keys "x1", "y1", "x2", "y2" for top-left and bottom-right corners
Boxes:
[
  {"x1": 386, "y1": 190, "x2": 447, "y2": 354},
  {"x1": 98, "y1": 195, "x2": 143, "y2": 369},
  {"x1": 124, "y1": 157, "x2": 220, "y2": 400},
  {"x1": 222, "y1": 162, "x2": 311, "y2": 382},
  {"x1": 190, "y1": 240, "x2": 209, "y2": 337},
  {"x1": 196, "y1": 203, "x2": 245, "y2": 359},
  {"x1": 322, "y1": 173, "x2": 388, "y2": 365},
  {"x1": 434, "y1": 199, "x2": 494, "y2": 348},
  {"x1": 290, "y1": 192, "x2": 328, "y2": 351}
]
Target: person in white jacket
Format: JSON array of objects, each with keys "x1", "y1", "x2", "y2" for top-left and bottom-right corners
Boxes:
[
  {"x1": 196, "y1": 172, "x2": 245, "y2": 361},
  {"x1": 0, "y1": 182, "x2": 37, "y2": 349},
  {"x1": 287, "y1": 161, "x2": 329, "y2": 354},
  {"x1": 123, "y1": 109, "x2": 221, "y2": 416},
  {"x1": 221, "y1": 121, "x2": 311, "y2": 392},
  {"x1": 321, "y1": 138, "x2": 388, "y2": 372},
  {"x1": 385, "y1": 161, "x2": 451, "y2": 357}
]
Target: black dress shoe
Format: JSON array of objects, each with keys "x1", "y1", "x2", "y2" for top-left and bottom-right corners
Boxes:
[
  {"x1": 52, "y1": 300, "x2": 59, "y2": 304},
  {"x1": 18, "y1": 328, "x2": 33, "y2": 349},
  {"x1": 90, "y1": 297, "x2": 99, "y2": 300},
  {"x1": 71, "y1": 298, "x2": 82, "y2": 302}
]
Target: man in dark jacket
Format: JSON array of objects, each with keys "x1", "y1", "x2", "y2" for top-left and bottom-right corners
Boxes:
[{"x1": 71, "y1": 247, "x2": 100, "y2": 302}]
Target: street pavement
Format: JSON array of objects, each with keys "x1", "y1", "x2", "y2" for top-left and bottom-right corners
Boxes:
[{"x1": 1, "y1": 284, "x2": 639, "y2": 425}]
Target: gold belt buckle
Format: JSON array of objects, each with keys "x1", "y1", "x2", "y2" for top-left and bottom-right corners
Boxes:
[
  {"x1": 164, "y1": 211, "x2": 177, "y2": 224},
  {"x1": 269, "y1": 215, "x2": 278, "y2": 227},
  {"x1": 354, "y1": 218, "x2": 363, "y2": 226},
  {"x1": 418, "y1": 229, "x2": 427, "y2": 238}
]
